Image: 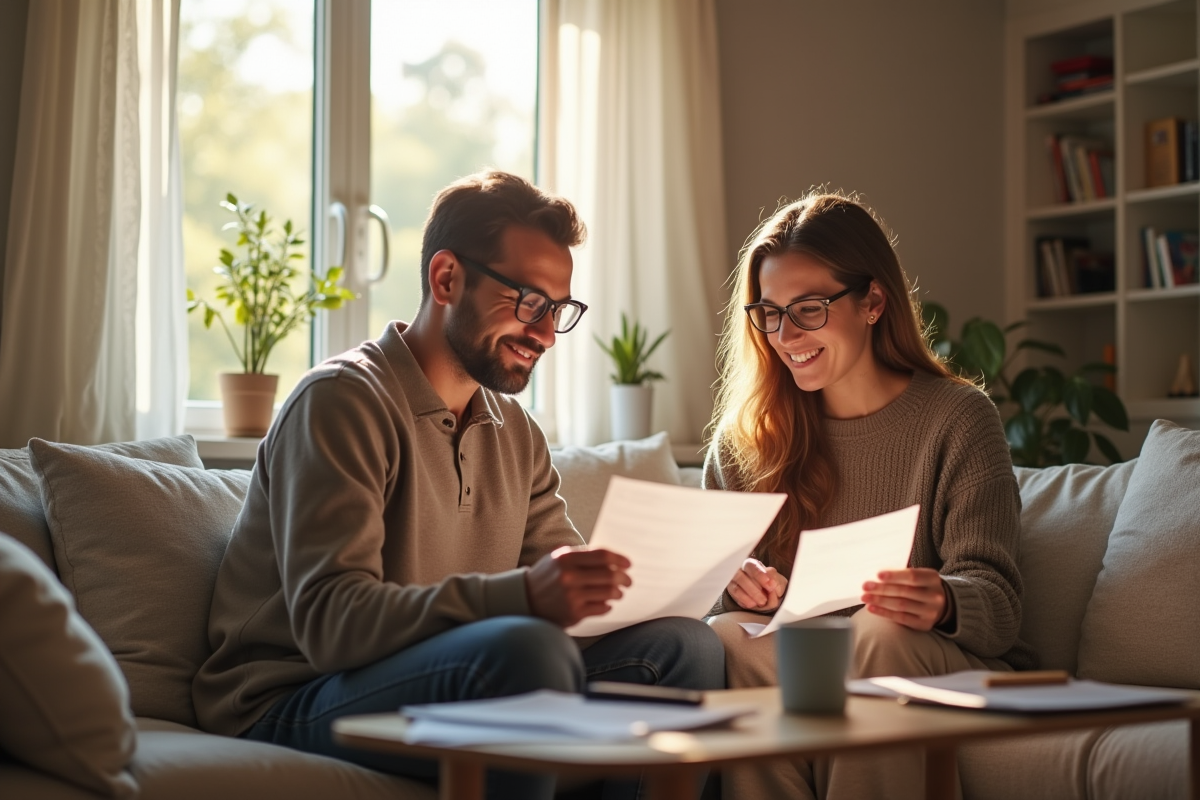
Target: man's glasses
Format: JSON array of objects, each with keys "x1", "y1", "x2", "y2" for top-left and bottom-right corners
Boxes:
[
  {"x1": 743, "y1": 283, "x2": 864, "y2": 333},
  {"x1": 455, "y1": 253, "x2": 588, "y2": 333}
]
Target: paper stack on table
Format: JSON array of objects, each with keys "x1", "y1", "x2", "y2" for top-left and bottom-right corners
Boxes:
[
  {"x1": 566, "y1": 476, "x2": 786, "y2": 637},
  {"x1": 848, "y1": 670, "x2": 1192, "y2": 713},
  {"x1": 400, "y1": 690, "x2": 758, "y2": 745}
]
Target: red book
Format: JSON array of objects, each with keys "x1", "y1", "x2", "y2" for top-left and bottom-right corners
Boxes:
[
  {"x1": 1051, "y1": 55, "x2": 1113, "y2": 75},
  {"x1": 1088, "y1": 150, "x2": 1108, "y2": 198},
  {"x1": 1046, "y1": 134, "x2": 1069, "y2": 203},
  {"x1": 1057, "y1": 74, "x2": 1114, "y2": 92}
]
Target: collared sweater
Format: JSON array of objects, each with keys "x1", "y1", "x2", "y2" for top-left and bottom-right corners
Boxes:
[
  {"x1": 705, "y1": 370, "x2": 1035, "y2": 669},
  {"x1": 193, "y1": 322, "x2": 583, "y2": 736}
]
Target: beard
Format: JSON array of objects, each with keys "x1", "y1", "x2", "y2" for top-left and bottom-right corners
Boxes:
[{"x1": 445, "y1": 304, "x2": 545, "y2": 395}]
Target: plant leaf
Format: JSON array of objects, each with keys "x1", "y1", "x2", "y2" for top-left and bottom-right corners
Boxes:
[
  {"x1": 1062, "y1": 376, "x2": 1093, "y2": 425},
  {"x1": 961, "y1": 318, "x2": 1006, "y2": 380},
  {"x1": 1010, "y1": 368, "x2": 1046, "y2": 413},
  {"x1": 1004, "y1": 411, "x2": 1040, "y2": 465},
  {"x1": 1091, "y1": 386, "x2": 1129, "y2": 431},
  {"x1": 1013, "y1": 339, "x2": 1065, "y2": 357},
  {"x1": 1061, "y1": 427, "x2": 1090, "y2": 464},
  {"x1": 1093, "y1": 432, "x2": 1123, "y2": 463}
]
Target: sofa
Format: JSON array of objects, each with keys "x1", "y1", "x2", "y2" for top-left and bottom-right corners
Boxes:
[{"x1": 0, "y1": 424, "x2": 1195, "y2": 799}]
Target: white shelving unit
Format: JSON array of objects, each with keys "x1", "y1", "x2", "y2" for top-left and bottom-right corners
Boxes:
[{"x1": 1006, "y1": 0, "x2": 1200, "y2": 449}]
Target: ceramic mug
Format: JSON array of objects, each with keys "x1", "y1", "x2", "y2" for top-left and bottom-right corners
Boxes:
[{"x1": 776, "y1": 617, "x2": 853, "y2": 715}]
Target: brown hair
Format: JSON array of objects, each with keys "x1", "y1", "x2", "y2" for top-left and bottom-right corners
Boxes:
[
  {"x1": 419, "y1": 170, "x2": 586, "y2": 302},
  {"x1": 710, "y1": 191, "x2": 967, "y2": 570}
]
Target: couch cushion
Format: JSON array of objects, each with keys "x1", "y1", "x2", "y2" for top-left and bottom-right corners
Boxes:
[
  {"x1": 1077, "y1": 420, "x2": 1200, "y2": 688},
  {"x1": 0, "y1": 435, "x2": 203, "y2": 572},
  {"x1": 1013, "y1": 460, "x2": 1136, "y2": 673},
  {"x1": 0, "y1": 532, "x2": 137, "y2": 797},
  {"x1": 958, "y1": 728, "x2": 1101, "y2": 800},
  {"x1": 28, "y1": 439, "x2": 251, "y2": 727},
  {"x1": 1088, "y1": 721, "x2": 1189, "y2": 800},
  {"x1": 126, "y1": 719, "x2": 435, "y2": 800},
  {"x1": 550, "y1": 431, "x2": 681, "y2": 542}
]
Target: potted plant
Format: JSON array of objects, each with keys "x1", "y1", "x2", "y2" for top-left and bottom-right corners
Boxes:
[
  {"x1": 594, "y1": 313, "x2": 669, "y2": 441},
  {"x1": 187, "y1": 193, "x2": 356, "y2": 437},
  {"x1": 922, "y1": 302, "x2": 1129, "y2": 467}
]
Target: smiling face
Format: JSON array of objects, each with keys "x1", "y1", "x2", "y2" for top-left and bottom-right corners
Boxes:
[
  {"x1": 757, "y1": 251, "x2": 882, "y2": 401},
  {"x1": 444, "y1": 225, "x2": 574, "y2": 394}
]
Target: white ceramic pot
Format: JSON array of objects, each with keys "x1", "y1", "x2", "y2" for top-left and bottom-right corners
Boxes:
[{"x1": 610, "y1": 383, "x2": 654, "y2": 441}]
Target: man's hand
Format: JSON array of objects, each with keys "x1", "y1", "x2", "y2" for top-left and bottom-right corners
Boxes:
[
  {"x1": 727, "y1": 557, "x2": 788, "y2": 612},
  {"x1": 861, "y1": 568, "x2": 950, "y2": 631},
  {"x1": 526, "y1": 546, "x2": 632, "y2": 627}
]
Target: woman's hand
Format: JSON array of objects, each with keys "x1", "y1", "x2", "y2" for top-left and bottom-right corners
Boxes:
[
  {"x1": 861, "y1": 568, "x2": 950, "y2": 631},
  {"x1": 727, "y1": 558, "x2": 788, "y2": 612}
]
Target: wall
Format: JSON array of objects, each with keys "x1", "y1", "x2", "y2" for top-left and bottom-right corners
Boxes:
[
  {"x1": 715, "y1": 0, "x2": 1007, "y2": 330},
  {"x1": 0, "y1": 0, "x2": 29, "y2": 341}
]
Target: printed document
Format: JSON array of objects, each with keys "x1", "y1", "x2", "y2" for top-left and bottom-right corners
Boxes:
[
  {"x1": 566, "y1": 476, "x2": 786, "y2": 637},
  {"x1": 751, "y1": 505, "x2": 919, "y2": 637},
  {"x1": 400, "y1": 690, "x2": 758, "y2": 745}
]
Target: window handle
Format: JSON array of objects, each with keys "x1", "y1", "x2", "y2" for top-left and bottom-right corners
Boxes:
[
  {"x1": 366, "y1": 204, "x2": 391, "y2": 284},
  {"x1": 328, "y1": 201, "x2": 348, "y2": 268}
]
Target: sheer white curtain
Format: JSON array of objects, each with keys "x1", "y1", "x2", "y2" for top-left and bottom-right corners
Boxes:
[
  {"x1": 0, "y1": 0, "x2": 185, "y2": 448},
  {"x1": 537, "y1": 0, "x2": 729, "y2": 447}
]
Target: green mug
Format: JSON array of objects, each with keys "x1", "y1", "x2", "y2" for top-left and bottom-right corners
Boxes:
[{"x1": 776, "y1": 617, "x2": 852, "y2": 715}]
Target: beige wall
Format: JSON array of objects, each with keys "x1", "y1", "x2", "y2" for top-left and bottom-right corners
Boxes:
[
  {"x1": 715, "y1": 0, "x2": 1007, "y2": 330},
  {"x1": 0, "y1": 0, "x2": 29, "y2": 338}
]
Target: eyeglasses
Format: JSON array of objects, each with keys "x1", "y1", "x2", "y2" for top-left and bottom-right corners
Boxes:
[
  {"x1": 743, "y1": 284, "x2": 864, "y2": 333},
  {"x1": 454, "y1": 253, "x2": 588, "y2": 333}
]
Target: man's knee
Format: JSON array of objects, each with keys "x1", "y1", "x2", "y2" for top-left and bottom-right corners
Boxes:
[
  {"x1": 651, "y1": 617, "x2": 725, "y2": 689},
  {"x1": 471, "y1": 616, "x2": 584, "y2": 694}
]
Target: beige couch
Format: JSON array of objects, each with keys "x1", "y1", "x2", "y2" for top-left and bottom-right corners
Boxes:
[{"x1": 0, "y1": 425, "x2": 1195, "y2": 799}]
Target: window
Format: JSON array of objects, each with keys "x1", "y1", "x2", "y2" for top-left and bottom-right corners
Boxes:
[{"x1": 179, "y1": 0, "x2": 538, "y2": 424}]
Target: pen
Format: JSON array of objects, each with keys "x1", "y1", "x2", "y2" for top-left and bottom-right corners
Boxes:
[{"x1": 983, "y1": 670, "x2": 1070, "y2": 688}]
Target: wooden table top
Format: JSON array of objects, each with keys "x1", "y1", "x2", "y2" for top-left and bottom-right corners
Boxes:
[{"x1": 332, "y1": 686, "x2": 1200, "y2": 778}]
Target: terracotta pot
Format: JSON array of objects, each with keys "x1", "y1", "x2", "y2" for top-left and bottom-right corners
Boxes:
[{"x1": 218, "y1": 373, "x2": 279, "y2": 438}]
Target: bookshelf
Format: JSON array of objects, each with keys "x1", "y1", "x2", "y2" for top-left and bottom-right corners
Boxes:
[{"x1": 1006, "y1": 0, "x2": 1200, "y2": 443}]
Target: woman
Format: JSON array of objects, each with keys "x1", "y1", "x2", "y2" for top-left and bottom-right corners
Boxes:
[{"x1": 705, "y1": 192, "x2": 1034, "y2": 799}]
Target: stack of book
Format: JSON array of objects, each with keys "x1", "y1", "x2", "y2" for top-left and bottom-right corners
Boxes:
[
  {"x1": 1141, "y1": 227, "x2": 1199, "y2": 288},
  {"x1": 1035, "y1": 236, "x2": 1114, "y2": 297},
  {"x1": 1046, "y1": 134, "x2": 1114, "y2": 202},
  {"x1": 1145, "y1": 117, "x2": 1200, "y2": 188},
  {"x1": 1036, "y1": 55, "x2": 1113, "y2": 104}
]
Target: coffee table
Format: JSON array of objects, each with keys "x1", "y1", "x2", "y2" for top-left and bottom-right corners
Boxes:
[{"x1": 332, "y1": 686, "x2": 1200, "y2": 800}]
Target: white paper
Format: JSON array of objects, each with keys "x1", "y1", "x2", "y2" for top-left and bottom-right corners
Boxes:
[
  {"x1": 567, "y1": 476, "x2": 786, "y2": 637},
  {"x1": 399, "y1": 690, "x2": 759, "y2": 745},
  {"x1": 756, "y1": 505, "x2": 919, "y2": 636},
  {"x1": 847, "y1": 670, "x2": 1191, "y2": 713}
]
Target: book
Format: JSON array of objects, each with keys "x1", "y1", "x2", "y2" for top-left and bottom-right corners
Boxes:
[
  {"x1": 1046, "y1": 135, "x2": 1069, "y2": 203},
  {"x1": 1146, "y1": 117, "x2": 1183, "y2": 187},
  {"x1": 1142, "y1": 227, "x2": 1162, "y2": 288},
  {"x1": 1184, "y1": 120, "x2": 1199, "y2": 183},
  {"x1": 1051, "y1": 55, "x2": 1113, "y2": 75},
  {"x1": 1156, "y1": 235, "x2": 1176, "y2": 288},
  {"x1": 1159, "y1": 230, "x2": 1200, "y2": 286}
]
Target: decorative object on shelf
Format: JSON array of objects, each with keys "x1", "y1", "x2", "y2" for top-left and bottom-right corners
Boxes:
[
  {"x1": 187, "y1": 193, "x2": 356, "y2": 437},
  {"x1": 923, "y1": 303, "x2": 1129, "y2": 467},
  {"x1": 1169, "y1": 353, "x2": 1199, "y2": 398},
  {"x1": 1035, "y1": 54, "x2": 1112, "y2": 105},
  {"x1": 594, "y1": 313, "x2": 669, "y2": 441}
]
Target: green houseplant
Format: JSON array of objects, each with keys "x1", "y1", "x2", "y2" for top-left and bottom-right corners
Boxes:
[
  {"x1": 922, "y1": 302, "x2": 1129, "y2": 467},
  {"x1": 187, "y1": 193, "x2": 356, "y2": 436},
  {"x1": 594, "y1": 313, "x2": 670, "y2": 441}
]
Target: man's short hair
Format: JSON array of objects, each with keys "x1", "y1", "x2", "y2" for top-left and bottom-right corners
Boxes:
[{"x1": 418, "y1": 170, "x2": 587, "y2": 303}]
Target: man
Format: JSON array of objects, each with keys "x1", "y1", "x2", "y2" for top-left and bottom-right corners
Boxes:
[{"x1": 193, "y1": 170, "x2": 725, "y2": 799}]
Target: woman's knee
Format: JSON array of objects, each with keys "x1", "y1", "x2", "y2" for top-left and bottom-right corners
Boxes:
[
  {"x1": 850, "y1": 609, "x2": 945, "y2": 678},
  {"x1": 707, "y1": 612, "x2": 777, "y2": 688}
]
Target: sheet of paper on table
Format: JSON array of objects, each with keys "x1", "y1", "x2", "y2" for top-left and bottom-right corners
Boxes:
[
  {"x1": 400, "y1": 690, "x2": 759, "y2": 746},
  {"x1": 743, "y1": 505, "x2": 920, "y2": 638},
  {"x1": 566, "y1": 476, "x2": 786, "y2": 637},
  {"x1": 847, "y1": 670, "x2": 1192, "y2": 713}
]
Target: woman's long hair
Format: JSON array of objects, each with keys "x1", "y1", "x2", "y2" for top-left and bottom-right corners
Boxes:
[{"x1": 710, "y1": 191, "x2": 968, "y2": 570}]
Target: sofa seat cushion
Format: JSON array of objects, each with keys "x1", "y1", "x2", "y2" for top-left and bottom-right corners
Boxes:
[
  {"x1": 1013, "y1": 460, "x2": 1136, "y2": 673},
  {"x1": 0, "y1": 435, "x2": 203, "y2": 572},
  {"x1": 127, "y1": 719, "x2": 436, "y2": 800},
  {"x1": 28, "y1": 439, "x2": 252, "y2": 727},
  {"x1": 550, "y1": 431, "x2": 681, "y2": 542},
  {"x1": 1088, "y1": 721, "x2": 1189, "y2": 800},
  {"x1": 1078, "y1": 420, "x2": 1200, "y2": 688},
  {"x1": 958, "y1": 728, "x2": 1100, "y2": 800},
  {"x1": 0, "y1": 533, "x2": 137, "y2": 797}
]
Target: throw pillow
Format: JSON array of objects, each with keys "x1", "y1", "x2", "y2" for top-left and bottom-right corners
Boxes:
[
  {"x1": 0, "y1": 532, "x2": 137, "y2": 797},
  {"x1": 550, "y1": 431, "x2": 681, "y2": 542},
  {"x1": 1077, "y1": 420, "x2": 1200, "y2": 688},
  {"x1": 0, "y1": 435, "x2": 203, "y2": 572},
  {"x1": 28, "y1": 439, "x2": 251, "y2": 727},
  {"x1": 1014, "y1": 459, "x2": 1136, "y2": 674}
]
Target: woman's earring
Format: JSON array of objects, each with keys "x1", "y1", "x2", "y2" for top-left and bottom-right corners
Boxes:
[{"x1": 868, "y1": 315, "x2": 877, "y2": 324}]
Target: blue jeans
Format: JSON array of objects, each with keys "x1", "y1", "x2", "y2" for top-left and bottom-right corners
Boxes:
[{"x1": 243, "y1": 616, "x2": 725, "y2": 800}]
